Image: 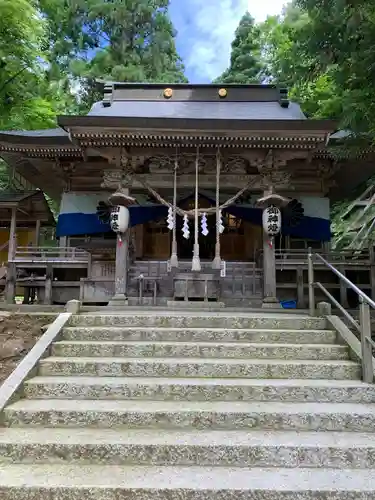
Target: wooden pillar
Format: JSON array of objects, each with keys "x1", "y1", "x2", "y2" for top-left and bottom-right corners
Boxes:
[
  {"x1": 8, "y1": 206, "x2": 17, "y2": 262},
  {"x1": 34, "y1": 220, "x2": 41, "y2": 246},
  {"x1": 135, "y1": 224, "x2": 144, "y2": 259},
  {"x1": 59, "y1": 236, "x2": 67, "y2": 258},
  {"x1": 369, "y1": 246, "x2": 375, "y2": 301},
  {"x1": 5, "y1": 262, "x2": 16, "y2": 304},
  {"x1": 262, "y1": 231, "x2": 280, "y2": 307},
  {"x1": 87, "y1": 253, "x2": 92, "y2": 278},
  {"x1": 108, "y1": 232, "x2": 129, "y2": 306},
  {"x1": 296, "y1": 267, "x2": 305, "y2": 308},
  {"x1": 59, "y1": 236, "x2": 67, "y2": 247},
  {"x1": 191, "y1": 148, "x2": 201, "y2": 271},
  {"x1": 23, "y1": 286, "x2": 31, "y2": 305},
  {"x1": 5, "y1": 207, "x2": 17, "y2": 304},
  {"x1": 43, "y1": 264, "x2": 53, "y2": 305},
  {"x1": 339, "y1": 266, "x2": 349, "y2": 309},
  {"x1": 323, "y1": 241, "x2": 330, "y2": 254}
]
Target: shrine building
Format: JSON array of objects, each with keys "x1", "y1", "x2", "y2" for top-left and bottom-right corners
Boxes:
[{"x1": 0, "y1": 82, "x2": 372, "y2": 307}]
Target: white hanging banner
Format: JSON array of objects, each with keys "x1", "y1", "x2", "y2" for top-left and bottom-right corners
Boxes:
[
  {"x1": 182, "y1": 214, "x2": 190, "y2": 239},
  {"x1": 262, "y1": 205, "x2": 281, "y2": 236},
  {"x1": 166, "y1": 206, "x2": 174, "y2": 231},
  {"x1": 201, "y1": 212, "x2": 209, "y2": 236},
  {"x1": 110, "y1": 206, "x2": 130, "y2": 233},
  {"x1": 218, "y1": 209, "x2": 225, "y2": 234}
]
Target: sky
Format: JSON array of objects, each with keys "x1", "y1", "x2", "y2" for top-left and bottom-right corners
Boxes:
[{"x1": 169, "y1": 0, "x2": 287, "y2": 83}]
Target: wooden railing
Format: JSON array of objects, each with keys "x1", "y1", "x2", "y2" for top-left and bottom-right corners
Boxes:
[
  {"x1": 221, "y1": 266, "x2": 263, "y2": 297},
  {"x1": 12, "y1": 246, "x2": 89, "y2": 263},
  {"x1": 257, "y1": 248, "x2": 371, "y2": 266}
]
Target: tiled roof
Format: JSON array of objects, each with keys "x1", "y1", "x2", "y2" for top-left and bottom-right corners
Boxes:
[{"x1": 87, "y1": 100, "x2": 306, "y2": 121}]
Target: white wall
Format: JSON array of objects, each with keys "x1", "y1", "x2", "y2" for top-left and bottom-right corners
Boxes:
[{"x1": 60, "y1": 192, "x2": 111, "y2": 215}]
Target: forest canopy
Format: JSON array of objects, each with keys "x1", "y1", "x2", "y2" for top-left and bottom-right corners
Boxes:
[
  {"x1": 1, "y1": 0, "x2": 374, "y2": 137},
  {"x1": 217, "y1": 0, "x2": 375, "y2": 139}
]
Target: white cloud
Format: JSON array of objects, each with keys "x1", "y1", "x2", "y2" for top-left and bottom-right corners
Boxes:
[
  {"x1": 180, "y1": 0, "x2": 286, "y2": 82},
  {"x1": 178, "y1": 0, "x2": 246, "y2": 81},
  {"x1": 249, "y1": 0, "x2": 287, "y2": 22}
]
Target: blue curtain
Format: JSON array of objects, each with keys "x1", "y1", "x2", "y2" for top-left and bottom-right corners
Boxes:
[{"x1": 57, "y1": 198, "x2": 330, "y2": 241}]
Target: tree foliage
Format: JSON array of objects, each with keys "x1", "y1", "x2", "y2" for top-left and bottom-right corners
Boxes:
[
  {"x1": 215, "y1": 12, "x2": 263, "y2": 84},
  {"x1": 38, "y1": 0, "x2": 186, "y2": 109},
  {"x1": 257, "y1": 4, "x2": 342, "y2": 119},
  {"x1": 1, "y1": 0, "x2": 186, "y2": 127},
  {"x1": 294, "y1": 0, "x2": 375, "y2": 136},
  {"x1": 0, "y1": 0, "x2": 57, "y2": 130},
  {"x1": 218, "y1": 0, "x2": 375, "y2": 133},
  {"x1": 0, "y1": 0, "x2": 186, "y2": 189}
]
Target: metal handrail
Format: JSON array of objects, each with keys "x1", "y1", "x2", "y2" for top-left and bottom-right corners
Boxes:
[
  {"x1": 315, "y1": 253, "x2": 375, "y2": 309},
  {"x1": 308, "y1": 248, "x2": 374, "y2": 383}
]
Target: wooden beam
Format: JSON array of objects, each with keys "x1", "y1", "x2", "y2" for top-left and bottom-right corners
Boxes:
[
  {"x1": 8, "y1": 207, "x2": 17, "y2": 261},
  {"x1": 16, "y1": 207, "x2": 29, "y2": 217},
  {"x1": 35, "y1": 219, "x2": 41, "y2": 246}
]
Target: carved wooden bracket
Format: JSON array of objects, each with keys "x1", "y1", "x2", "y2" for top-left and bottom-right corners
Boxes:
[
  {"x1": 146, "y1": 153, "x2": 251, "y2": 175},
  {"x1": 91, "y1": 147, "x2": 125, "y2": 166},
  {"x1": 54, "y1": 159, "x2": 77, "y2": 192},
  {"x1": 317, "y1": 160, "x2": 340, "y2": 179},
  {"x1": 101, "y1": 169, "x2": 133, "y2": 189},
  {"x1": 100, "y1": 152, "x2": 146, "y2": 189},
  {"x1": 246, "y1": 150, "x2": 292, "y2": 190}
]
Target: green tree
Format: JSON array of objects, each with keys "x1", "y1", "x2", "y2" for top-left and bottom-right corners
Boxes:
[
  {"x1": 257, "y1": 4, "x2": 342, "y2": 120},
  {"x1": 0, "y1": 0, "x2": 59, "y2": 129},
  {"x1": 83, "y1": 0, "x2": 186, "y2": 82},
  {"x1": 256, "y1": 0, "x2": 375, "y2": 244},
  {"x1": 38, "y1": 0, "x2": 187, "y2": 111},
  {"x1": 295, "y1": 0, "x2": 375, "y2": 135},
  {"x1": 214, "y1": 12, "x2": 264, "y2": 84}
]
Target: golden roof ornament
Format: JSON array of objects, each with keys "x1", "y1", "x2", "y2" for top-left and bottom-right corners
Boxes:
[
  {"x1": 163, "y1": 88, "x2": 173, "y2": 99},
  {"x1": 218, "y1": 88, "x2": 227, "y2": 98}
]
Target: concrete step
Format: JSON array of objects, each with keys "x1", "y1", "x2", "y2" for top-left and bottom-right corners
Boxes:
[
  {"x1": 1, "y1": 428, "x2": 375, "y2": 468},
  {"x1": 4, "y1": 399, "x2": 375, "y2": 431},
  {"x1": 51, "y1": 341, "x2": 349, "y2": 360},
  {"x1": 37, "y1": 356, "x2": 361, "y2": 380},
  {"x1": 69, "y1": 313, "x2": 327, "y2": 330},
  {"x1": 24, "y1": 377, "x2": 375, "y2": 403},
  {"x1": 62, "y1": 326, "x2": 337, "y2": 344},
  {"x1": 1, "y1": 464, "x2": 375, "y2": 499}
]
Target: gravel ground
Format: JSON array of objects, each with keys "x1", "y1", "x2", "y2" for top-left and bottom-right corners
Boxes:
[{"x1": 0, "y1": 314, "x2": 53, "y2": 385}]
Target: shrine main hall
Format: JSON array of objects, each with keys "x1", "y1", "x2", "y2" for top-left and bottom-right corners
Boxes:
[{"x1": 0, "y1": 82, "x2": 369, "y2": 307}]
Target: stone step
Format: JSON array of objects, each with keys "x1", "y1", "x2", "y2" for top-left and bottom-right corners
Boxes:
[
  {"x1": 37, "y1": 356, "x2": 361, "y2": 380},
  {"x1": 69, "y1": 313, "x2": 327, "y2": 330},
  {"x1": 24, "y1": 376, "x2": 375, "y2": 403},
  {"x1": 51, "y1": 341, "x2": 349, "y2": 360},
  {"x1": 62, "y1": 326, "x2": 337, "y2": 344},
  {"x1": 1, "y1": 428, "x2": 375, "y2": 468},
  {"x1": 1, "y1": 464, "x2": 375, "y2": 499},
  {"x1": 4, "y1": 399, "x2": 374, "y2": 431}
]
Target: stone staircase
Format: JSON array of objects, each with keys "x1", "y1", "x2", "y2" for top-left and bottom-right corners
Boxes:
[{"x1": 1, "y1": 310, "x2": 375, "y2": 498}]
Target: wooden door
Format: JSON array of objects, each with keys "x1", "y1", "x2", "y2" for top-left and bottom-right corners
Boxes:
[
  {"x1": 143, "y1": 221, "x2": 171, "y2": 259},
  {"x1": 221, "y1": 214, "x2": 246, "y2": 261},
  {"x1": 244, "y1": 221, "x2": 262, "y2": 261}
]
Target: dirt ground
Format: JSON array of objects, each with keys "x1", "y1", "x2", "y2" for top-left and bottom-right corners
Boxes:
[{"x1": 0, "y1": 314, "x2": 54, "y2": 385}]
